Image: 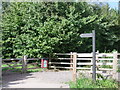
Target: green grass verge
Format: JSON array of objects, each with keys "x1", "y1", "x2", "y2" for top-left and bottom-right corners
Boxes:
[{"x1": 68, "y1": 77, "x2": 118, "y2": 88}]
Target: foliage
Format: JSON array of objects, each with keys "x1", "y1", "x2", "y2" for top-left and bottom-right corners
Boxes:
[
  {"x1": 2, "y1": 2, "x2": 119, "y2": 58},
  {"x1": 69, "y1": 77, "x2": 118, "y2": 88},
  {"x1": 100, "y1": 65, "x2": 112, "y2": 69}
]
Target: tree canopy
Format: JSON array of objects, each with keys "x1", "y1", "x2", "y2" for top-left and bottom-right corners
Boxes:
[{"x1": 2, "y1": 2, "x2": 119, "y2": 58}]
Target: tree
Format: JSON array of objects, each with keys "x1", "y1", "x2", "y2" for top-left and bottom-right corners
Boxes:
[{"x1": 2, "y1": 2, "x2": 119, "y2": 58}]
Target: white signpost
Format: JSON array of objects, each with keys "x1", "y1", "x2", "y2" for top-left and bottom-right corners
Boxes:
[
  {"x1": 80, "y1": 33, "x2": 93, "y2": 38},
  {"x1": 80, "y1": 30, "x2": 96, "y2": 81}
]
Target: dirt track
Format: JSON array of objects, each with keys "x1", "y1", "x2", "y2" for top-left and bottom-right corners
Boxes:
[{"x1": 2, "y1": 71, "x2": 72, "y2": 88}]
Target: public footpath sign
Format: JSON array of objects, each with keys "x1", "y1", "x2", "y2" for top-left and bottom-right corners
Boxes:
[
  {"x1": 44, "y1": 60, "x2": 47, "y2": 68},
  {"x1": 80, "y1": 30, "x2": 96, "y2": 81},
  {"x1": 80, "y1": 33, "x2": 93, "y2": 38}
]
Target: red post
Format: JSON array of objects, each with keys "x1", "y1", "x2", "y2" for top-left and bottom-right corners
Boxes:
[{"x1": 41, "y1": 58, "x2": 48, "y2": 68}]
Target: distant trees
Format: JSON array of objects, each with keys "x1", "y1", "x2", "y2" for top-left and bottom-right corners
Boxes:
[{"x1": 2, "y1": 2, "x2": 119, "y2": 58}]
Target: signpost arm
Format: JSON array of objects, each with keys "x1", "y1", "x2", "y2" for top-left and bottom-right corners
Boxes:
[{"x1": 92, "y1": 30, "x2": 96, "y2": 81}]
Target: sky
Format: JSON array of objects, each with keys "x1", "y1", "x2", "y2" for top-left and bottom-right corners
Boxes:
[
  {"x1": 0, "y1": 0, "x2": 119, "y2": 10},
  {"x1": 107, "y1": 1, "x2": 119, "y2": 9}
]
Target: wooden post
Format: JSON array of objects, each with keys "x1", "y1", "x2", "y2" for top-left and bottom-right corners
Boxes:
[
  {"x1": 96, "y1": 54, "x2": 101, "y2": 73},
  {"x1": 72, "y1": 52, "x2": 77, "y2": 82},
  {"x1": 113, "y1": 51, "x2": 118, "y2": 79},
  {"x1": 92, "y1": 30, "x2": 96, "y2": 81},
  {"x1": 0, "y1": 61, "x2": 1, "y2": 89},
  {"x1": 70, "y1": 52, "x2": 73, "y2": 71},
  {"x1": 22, "y1": 55, "x2": 27, "y2": 73}
]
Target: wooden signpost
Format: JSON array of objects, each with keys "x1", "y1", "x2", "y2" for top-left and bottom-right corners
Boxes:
[{"x1": 80, "y1": 30, "x2": 96, "y2": 81}]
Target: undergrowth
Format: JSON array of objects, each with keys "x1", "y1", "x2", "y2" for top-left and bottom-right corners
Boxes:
[{"x1": 69, "y1": 77, "x2": 118, "y2": 88}]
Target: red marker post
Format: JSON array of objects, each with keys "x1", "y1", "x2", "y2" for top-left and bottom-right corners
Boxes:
[{"x1": 41, "y1": 58, "x2": 48, "y2": 68}]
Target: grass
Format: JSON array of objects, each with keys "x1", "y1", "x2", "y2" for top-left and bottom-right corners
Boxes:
[
  {"x1": 27, "y1": 68, "x2": 43, "y2": 72},
  {"x1": 2, "y1": 63, "x2": 44, "y2": 73},
  {"x1": 27, "y1": 64, "x2": 43, "y2": 72},
  {"x1": 99, "y1": 65, "x2": 112, "y2": 69},
  {"x1": 117, "y1": 68, "x2": 120, "y2": 72},
  {"x1": 2, "y1": 63, "x2": 22, "y2": 72},
  {"x1": 68, "y1": 77, "x2": 118, "y2": 88}
]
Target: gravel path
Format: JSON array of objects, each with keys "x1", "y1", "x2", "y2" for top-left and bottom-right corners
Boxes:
[
  {"x1": 3, "y1": 71, "x2": 119, "y2": 88},
  {"x1": 2, "y1": 71, "x2": 72, "y2": 88}
]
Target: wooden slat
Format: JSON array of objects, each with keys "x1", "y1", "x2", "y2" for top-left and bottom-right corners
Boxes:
[
  {"x1": 77, "y1": 67, "x2": 91, "y2": 70},
  {"x1": 117, "y1": 53, "x2": 120, "y2": 55},
  {"x1": 50, "y1": 66, "x2": 72, "y2": 69},
  {"x1": 52, "y1": 58, "x2": 72, "y2": 60},
  {"x1": 2, "y1": 62, "x2": 18, "y2": 64},
  {"x1": 54, "y1": 53, "x2": 71, "y2": 55},
  {"x1": 77, "y1": 53, "x2": 92, "y2": 57},
  {"x1": 2, "y1": 58, "x2": 22, "y2": 61},
  {"x1": 78, "y1": 71, "x2": 103, "y2": 74},
  {"x1": 50, "y1": 62, "x2": 73, "y2": 65},
  {"x1": 77, "y1": 62, "x2": 113, "y2": 65},
  {"x1": 2, "y1": 60, "x2": 22, "y2": 64},
  {"x1": 70, "y1": 52, "x2": 73, "y2": 70},
  {"x1": 77, "y1": 58, "x2": 92, "y2": 60},
  {"x1": 97, "y1": 63, "x2": 113, "y2": 65},
  {"x1": 77, "y1": 63, "x2": 92, "y2": 65},
  {"x1": 98, "y1": 68, "x2": 113, "y2": 71},
  {"x1": 27, "y1": 58, "x2": 40, "y2": 60},
  {"x1": 97, "y1": 53, "x2": 113, "y2": 57}
]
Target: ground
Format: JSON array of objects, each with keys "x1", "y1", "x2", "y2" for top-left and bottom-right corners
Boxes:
[
  {"x1": 2, "y1": 71, "x2": 120, "y2": 88},
  {"x1": 2, "y1": 71, "x2": 72, "y2": 88}
]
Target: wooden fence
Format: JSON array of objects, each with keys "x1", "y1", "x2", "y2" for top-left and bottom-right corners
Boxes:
[
  {"x1": 49, "y1": 52, "x2": 120, "y2": 81},
  {"x1": 2, "y1": 52, "x2": 120, "y2": 81},
  {"x1": 2, "y1": 56, "x2": 41, "y2": 73}
]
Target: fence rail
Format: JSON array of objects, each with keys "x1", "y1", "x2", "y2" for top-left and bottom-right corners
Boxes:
[
  {"x1": 51, "y1": 52, "x2": 120, "y2": 81},
  {"x1": 2, "y1": 57, "x2": 42, "y2": 73},
  {"x1": 54, "y1": 53, "x2": 71, "y2": 55},
  {"x1": 77, "y1": 58, "x2": 92, "y2": 60},
  {"x1": 2, "y1": 52, "x2": 120, "y2": 81},
  {"x1": 2, "y1": 58, "x2": 23, "y2": 61}
]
